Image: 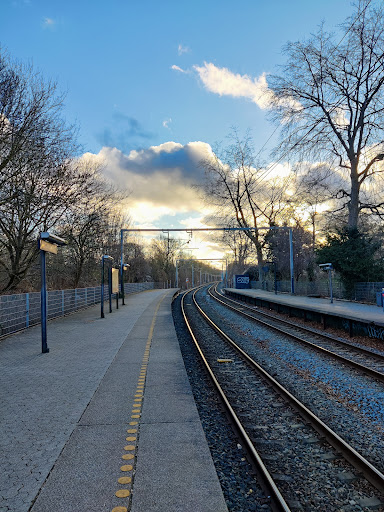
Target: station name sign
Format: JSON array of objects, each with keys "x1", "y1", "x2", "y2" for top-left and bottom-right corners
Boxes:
[
  {"x1": 235, "y1": 275, "x2": 250, "y2": 289},
  {"x1": 39, "y1": 239, "x2": 58, "y2": 255}
]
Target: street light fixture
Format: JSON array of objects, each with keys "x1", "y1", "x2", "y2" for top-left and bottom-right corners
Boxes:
[
  {"x1": 319, "y1": 263, "x2": 334, "y2": 303},
  {"x1": 39, "y1": 232, "x2": 67, "y2": 353},
  {"x1": 121, "y1": 263, "x2": 130, "y2": 305},
  {"x1": 101, "y1": 255, "x2": 113, "y2": 318}
]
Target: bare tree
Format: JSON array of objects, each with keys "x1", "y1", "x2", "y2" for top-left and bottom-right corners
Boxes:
[
  {"x1": 149, "y1": 235, "x2": 184, "y2": 284},
  {"x1": 197, "y1": 129, "x2": 289, "y2": 270},
  {"x1": 204, "y1": 214, "x2": 255, "y2": 268},
  {"x1": 0, "y1": 49, "x2": 77, "y2": 206},
  {"x1": 0, "y1": 156, "x2": 102, "y2": 291},
  {"x1": 57, "y1": 159, "x2": 130, "y2": 287},
  {"x1": 288, "y1": 163, "x2": 336, "y2": 246},
  {"x1": 269, "y1": 0, "x2": 384, "y2": 229},
  {"x1": 0, "y1": 49, "x2": 82, "y2": 291}
]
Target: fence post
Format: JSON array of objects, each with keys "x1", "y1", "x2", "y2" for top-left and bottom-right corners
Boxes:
[
  {"x1": 26, "y1": 293, "x2": 30, "y2": 328},
  {"x1": 62, "y1": 290, "x2": 65, "y2": 316}
]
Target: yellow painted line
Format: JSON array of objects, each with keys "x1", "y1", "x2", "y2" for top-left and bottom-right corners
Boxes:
[
  {"x1": 120, "y1": 465, "x2": 133, "y2": 471},
  {"x1": 116, "y1": 489, "x2": 130, "y2": 498},
  {"x1": 118, "y1": 476, "x2": 132, "y2": 484},
  {"x1": 112, "y1": 293, "x2": 168, "y2": 512}
]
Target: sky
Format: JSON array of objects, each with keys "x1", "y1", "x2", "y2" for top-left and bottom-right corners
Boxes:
[{"x1": 1, "y1": 0, "x2": 356, "y2": 259}]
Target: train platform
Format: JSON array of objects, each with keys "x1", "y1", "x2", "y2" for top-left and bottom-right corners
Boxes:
[
  {"x1": 0, "y1": 288, "x2": 228, "y2": 512},
  {"x1": 224, "y1": 287, "x2": 384, "y2": 336}
]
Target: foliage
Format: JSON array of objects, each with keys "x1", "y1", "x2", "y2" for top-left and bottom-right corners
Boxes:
[
  {"x1": 264, "y1": 222, "x2": 314, "y2": 282},
  {"x1": 316, "y1": 228, "x2": 384, "y2": 297}
]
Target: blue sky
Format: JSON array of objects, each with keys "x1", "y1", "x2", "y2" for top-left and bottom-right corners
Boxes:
[{"x1": 1, "y1": 0, "x2": 356, "y2": 255}]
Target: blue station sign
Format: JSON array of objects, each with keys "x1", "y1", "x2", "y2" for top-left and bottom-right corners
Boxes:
[{"x1": 235, "y1": 275, "x2": 250, "y2": 289}]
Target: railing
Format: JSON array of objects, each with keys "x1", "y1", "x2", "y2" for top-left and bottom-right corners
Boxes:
[
  {"x1": 250, "y1": 280, "x2": 384, "y2": 304},
  {"x1": 0, "y1": 282, "x2": 154, "y2": 338}
]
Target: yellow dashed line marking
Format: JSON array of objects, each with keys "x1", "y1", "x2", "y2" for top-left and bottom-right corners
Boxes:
[
  {"x1": 112, "y1": 294, "x2": 167, "y2": 512},
  {"x1": 115, "y1": 489, "x2": 130, "y2": 498},
  {"x1": 120, "y1": 465, "x2": 133, "y2": 472},
  {"x1": 118, "y1": 477, "x2": 132, "y2": 484}
]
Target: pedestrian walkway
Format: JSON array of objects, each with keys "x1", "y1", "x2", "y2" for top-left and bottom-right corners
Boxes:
[
  {"x1": 225, "y1": 288, "x2": 384, "y2": 328},
  {"x1": 0, "y1": 288, "x2": 227, "y2": 512}
]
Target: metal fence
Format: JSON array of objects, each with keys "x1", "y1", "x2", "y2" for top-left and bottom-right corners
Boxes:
[
  {"x1": 251, "y1": 279, "x2": 345, "y2": 298},
  {"x1": 0, "y1": 282, "x2": 154, "y2": 337},
  {"x1": 353, "y1": 282, "x2": 384, "y2": 303},
  {"x1": 251, "y1": 280, "x2": 384, "y2": 304}
]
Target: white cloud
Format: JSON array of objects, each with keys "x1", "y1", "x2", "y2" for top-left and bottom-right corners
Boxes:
[
  {"x1": 193, "y1": 62, "x2": 274, "y2": 109},
  {"x1": 129, "y1": 202, "x2": 176, "y2": 226},
  {"x1": 171, "y1": 64, "x2": 187, "y2": 73},
  {"x1": 178, "y1": 44, "x2": 190, "y2": 56},
  {"x1": 162, "y1": 118, "x2": 172, "y2": 129},
  {"x1": 84, "y1": 142, "x2": 213, "y2": 218},
  {"x1": 42, "y1": 17, "x2": 55, "y2": 28}
]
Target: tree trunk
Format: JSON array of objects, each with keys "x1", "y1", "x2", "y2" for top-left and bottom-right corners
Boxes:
[{"x1": 347, "y1": 161, "x2": 360, "y2": 229}]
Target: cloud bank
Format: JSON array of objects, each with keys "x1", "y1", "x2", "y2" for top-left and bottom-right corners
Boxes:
[
  {"x1": 193, "y1": 62, "x2": 273, "y2": 109},
  {"x1": 84, "y1": 141, "x2": 213, "y2": 224}
]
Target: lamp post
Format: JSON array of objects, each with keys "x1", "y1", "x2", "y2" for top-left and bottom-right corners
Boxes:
[
  {"x1": 121, "y1": 263, "x2": 130, "y2": 305},
  {"x1": 101, "y1": 255, "x2": 113, "y2": 318},
  {"x1": 319, "y1": 263, "x2": 333, "y2": 304},
  {"x1": 39, "y1": 232, "x2": 67, "y2": 353}
]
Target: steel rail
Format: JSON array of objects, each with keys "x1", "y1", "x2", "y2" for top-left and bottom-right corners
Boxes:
[
  {"x1": 218, "y1": 286, "x2": 384, "y2": 362},
  {"x1": 193, "y1": 285, "x2": 384, "y2": 494},
  {"x1": 181, "y1": 288, "x2": 292, "y2": 512},
  {"x1": 210, "y1": 286, "x2": 384, "y2": 383}
]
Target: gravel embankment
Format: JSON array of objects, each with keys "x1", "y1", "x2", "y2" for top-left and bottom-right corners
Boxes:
[
  {"x1": 198, "y1": 289, "x2": 384, "y2": 475},
  {"x1": 172, "y1": 294, "x2": 272, "y2": 512}
]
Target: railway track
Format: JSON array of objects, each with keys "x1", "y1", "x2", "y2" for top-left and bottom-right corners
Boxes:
[
  {"x1": 212, "y1": 285, "x2": 384, "y2": 382},
  {"x1": 181, "y1": 285, "x2": 384, "y2": 511}
]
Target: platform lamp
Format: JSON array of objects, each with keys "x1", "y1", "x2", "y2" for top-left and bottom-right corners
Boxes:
[
  {"x1": 101, "y1": 255, "x2": 113, "y2": 318},
  {"x1": 121, "y1": 263, "x2": 130, "y2": 305},
  {"x1": 39, "y1": 232, "x2": 67, "y2": 354},
  {"x1": 319, "y1": 263, "x2": 334, "y2": 304}
]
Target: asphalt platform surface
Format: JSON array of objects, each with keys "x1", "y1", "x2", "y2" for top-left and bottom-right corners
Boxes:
[
  {"x1": 0, "y1": 288, "x2": 227, "y2": 512},
  {"x1": 225, "y1": 287, "x2": 384, "y2": 327}
]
